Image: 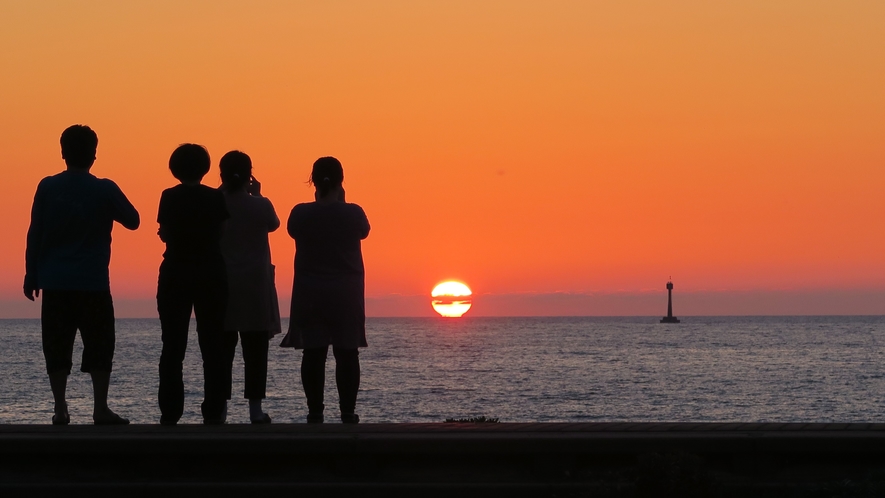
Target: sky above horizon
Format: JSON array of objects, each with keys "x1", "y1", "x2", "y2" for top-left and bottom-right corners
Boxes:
[{"x1": 2, "y1": 1, "x2": 884, "y2": 317}]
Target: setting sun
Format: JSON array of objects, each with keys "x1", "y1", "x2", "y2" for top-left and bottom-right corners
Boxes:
[{"x1": 431, "y1": 281, "x2": 473, "y2": 318}]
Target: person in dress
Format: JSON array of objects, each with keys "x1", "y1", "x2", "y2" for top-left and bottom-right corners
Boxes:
[
  {"x1": 218, "y1": 151, "x2": 281, "y2": 424},
  {"x1": 24, "y1": 124, "x2": 139, "y2": 425},
  {"x1": 282, "y1": 157, "x2": 370, "y2": 424}
]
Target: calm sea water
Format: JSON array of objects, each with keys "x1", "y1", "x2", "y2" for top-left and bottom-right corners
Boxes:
[{"x1": 1, "y1": 316, "x2": 884, "y2": 424}]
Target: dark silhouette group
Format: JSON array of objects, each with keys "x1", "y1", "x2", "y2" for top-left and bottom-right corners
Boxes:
[{"x1": 24, "y1": 125, "x2": 370, "y2": 425}]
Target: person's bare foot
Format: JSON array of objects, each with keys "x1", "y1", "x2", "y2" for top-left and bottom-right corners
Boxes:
[{"x1": 93, "y1": 408, "x2": 129, "y2": 425}]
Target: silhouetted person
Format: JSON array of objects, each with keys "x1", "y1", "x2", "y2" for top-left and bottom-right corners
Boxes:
[
  {"x1": 156, "y1": 144, "x2": 231, "y2": 425},
  {"x1": 282, "y1": 157, "x2": 370, "y2": 424},
  {"x1": 218, "y1": 151, "x2": 281, "y2": 424},
  {"x1": 24, "y1": 125, "x2": 139, "y2": 425}
]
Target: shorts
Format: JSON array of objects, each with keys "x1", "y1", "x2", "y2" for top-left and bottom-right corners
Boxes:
[{"x1": 41, "y1": 289, "x2": 116, "y2": 375}]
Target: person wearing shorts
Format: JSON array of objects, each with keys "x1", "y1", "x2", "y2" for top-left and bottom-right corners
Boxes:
[{"x1": 24, "y1": 124, "x2": 140, "y2": 425}]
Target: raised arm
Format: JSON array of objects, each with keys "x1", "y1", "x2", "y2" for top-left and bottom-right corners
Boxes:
[
  {"x1": 265, "y1": 198, "x2": 281, "y2": 233},
  {"x1": 286, "y1": 207, "x2": 299, "y2": 240},
  {"x1": 107, "y1": 180, "x2": 140, "y2": 230},
  {"x1": 356, "y1": 206, "x2": 370, "y2": 240}
]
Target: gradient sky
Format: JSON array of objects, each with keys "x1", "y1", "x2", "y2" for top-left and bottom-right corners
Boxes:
[{"x1": 2, "y1": 1, "x2": 884, "y2": 316}]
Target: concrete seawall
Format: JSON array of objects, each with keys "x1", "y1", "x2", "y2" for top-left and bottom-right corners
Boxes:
[{"x1": 3, "y1": 423, "x2": 885, "y2": 496}]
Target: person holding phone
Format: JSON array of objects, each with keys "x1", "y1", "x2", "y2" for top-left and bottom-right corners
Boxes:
[
  {"x1": 282, "y1": 156, "x2": 370, "y2": 424},
  {"x1": 218, "y1": 151, "x2": 281, "y2": 423}
]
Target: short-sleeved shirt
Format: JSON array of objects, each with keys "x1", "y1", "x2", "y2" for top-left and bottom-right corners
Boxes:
[
  {"x1": 25, "y1": 170, "x2": 140, "y2": 291},
  {"x1": 157, "y1": 184, "x2": 229, "y2": 264},
  {"x1": 288, "y1": 202, "x2": 370, "y2": 279}
]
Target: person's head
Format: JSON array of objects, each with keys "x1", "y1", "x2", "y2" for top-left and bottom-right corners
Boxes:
[
  {"x1": 219, "y1": 150, "x2": 252, "y2": 191},
  {"x1": 169, "y1": 143, "x2": 210, "y2": 183},
  {"x1": 60, "y1": 125, "x2": 98, "y2": 170},
  {"x1": 309, "y1": 156, "x2": 344, "y2": 198}
]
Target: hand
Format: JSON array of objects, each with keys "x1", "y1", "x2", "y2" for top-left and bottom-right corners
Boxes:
[
  {"x1": 23, "y1": 278, "x2": 39, "y2": 301},
  {"x1": 247, "y1": 176, "x2": 262, "y2": 196}
]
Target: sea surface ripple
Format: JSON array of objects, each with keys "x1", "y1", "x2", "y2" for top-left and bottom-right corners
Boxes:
[{"x1": 1, "y1": 316, "x2": 883, "y2": 424}]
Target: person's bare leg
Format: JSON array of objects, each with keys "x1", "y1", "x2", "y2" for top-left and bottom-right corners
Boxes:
[
  {"x1": 91, "y1": 371, "x2": 128, "y2": 424},
  {"x1": 48, "y1": 372, "x2": 69, "y2": 422}
]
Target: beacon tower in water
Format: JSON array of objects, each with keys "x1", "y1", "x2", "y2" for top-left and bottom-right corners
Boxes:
[{"x1": 660, "y1": 280, "x2": 680, "y2": 323}]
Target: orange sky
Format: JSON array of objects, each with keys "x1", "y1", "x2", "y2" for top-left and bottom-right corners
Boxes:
[{"x1": 2, "y1": 1, "x2": 884, "y2": 316}]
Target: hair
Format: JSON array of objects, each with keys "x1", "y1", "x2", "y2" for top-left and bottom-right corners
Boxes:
[
  {"x1": 309, "y1": 156, "x2": 344, "y2": 198},
  {"x1": 219, "y1": 150, "x2": 252, "y2": 191},
  {"x1": 60, "y1": 125, "x2": 98, "y2": 169},
  {"x1": 169, "y1": 143, "x2": 211, "y2": 182}
]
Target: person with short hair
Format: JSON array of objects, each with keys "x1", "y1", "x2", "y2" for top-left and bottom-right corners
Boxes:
[
  {"x1": 282, "y1": 156, "x2": 370, "y2": 424},
  {"x1": 218, "y1": 150, "x2": 281, "y2": 424},
  {"x1": 156, "y1": 143, "x2": 232, "y2": 425},
  {"x1": 24, "y1": 124, "x2": 139, "y2": 425}
]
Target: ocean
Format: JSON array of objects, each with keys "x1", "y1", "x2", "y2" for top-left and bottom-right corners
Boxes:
[{"x1": 1, "y1": 316, "x2": 884, "y2": 424}]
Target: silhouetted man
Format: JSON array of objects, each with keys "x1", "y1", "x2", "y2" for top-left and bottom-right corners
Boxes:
[{"x1": 24, "y1": 124, "x2": 140, "y2": 425}]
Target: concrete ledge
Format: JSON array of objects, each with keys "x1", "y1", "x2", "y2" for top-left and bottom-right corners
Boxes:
[{"x1": 3, "y1": 423, "x2": 885, "y2": 496}]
